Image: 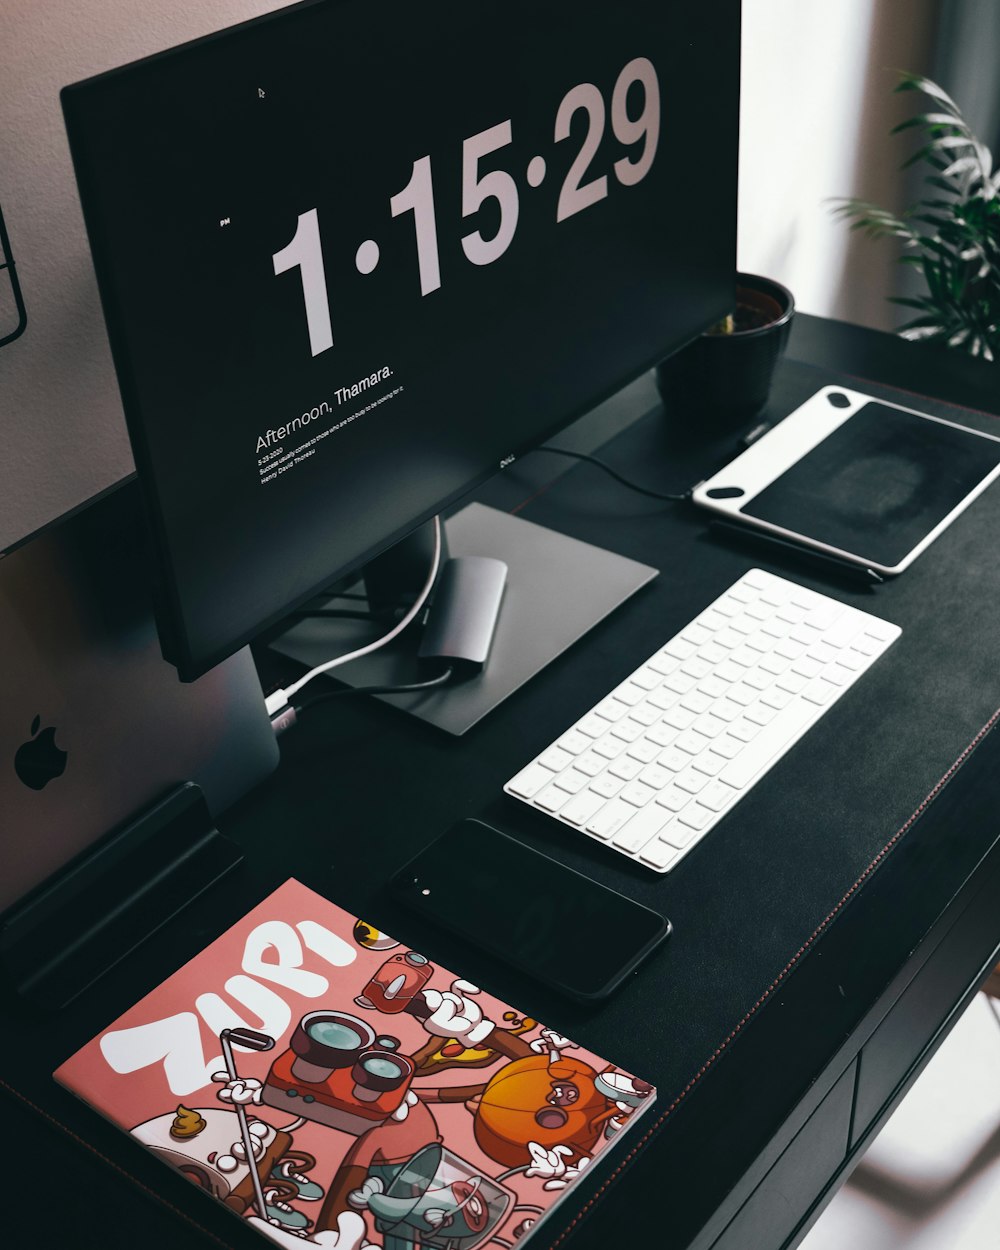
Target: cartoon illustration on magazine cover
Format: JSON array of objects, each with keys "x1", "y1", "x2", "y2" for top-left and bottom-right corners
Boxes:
[{"x1": 57, "y1": 884, "x2": 654, "y2": 1250}]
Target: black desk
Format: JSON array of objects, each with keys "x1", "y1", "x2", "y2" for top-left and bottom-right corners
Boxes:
[{"x1": 5, "y1": 315, "x2": 1000, "y2": 1250}]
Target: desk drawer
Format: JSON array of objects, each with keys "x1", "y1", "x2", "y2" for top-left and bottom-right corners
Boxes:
[
  {"x1": 851, "y1": 873, "x2": 1000, "y2": 1148},
  {"x1": 710, "y1": 1061, "x2": 855, "y2": 1250}
]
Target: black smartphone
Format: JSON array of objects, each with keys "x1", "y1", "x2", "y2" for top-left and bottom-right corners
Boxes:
[{"x1": 389, "y1": 819, "x2": 671, "y2": 1002}]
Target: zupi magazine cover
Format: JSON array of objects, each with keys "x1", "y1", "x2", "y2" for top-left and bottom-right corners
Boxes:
[{"x1": 55, "y1": 879, "x2": 656, "y2": 1249}]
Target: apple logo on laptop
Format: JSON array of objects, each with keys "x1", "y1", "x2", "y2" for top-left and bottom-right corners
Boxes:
[{"x1": 14, "y1": 714, "x2": 68, "y2": 790}]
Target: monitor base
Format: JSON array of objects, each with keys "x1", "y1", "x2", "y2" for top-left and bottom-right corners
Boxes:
[{"x1": 269, "y1": 503, "x2": 657, "y2": 736}]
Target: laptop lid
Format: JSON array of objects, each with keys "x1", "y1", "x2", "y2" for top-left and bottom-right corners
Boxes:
[{"x1": 0, "y1": 479, "x2": 278, "y2": 914}]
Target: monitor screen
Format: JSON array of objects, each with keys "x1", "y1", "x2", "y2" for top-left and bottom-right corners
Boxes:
[{"x1": 62, "y1": 0, "x2": 739, "y2": 679}]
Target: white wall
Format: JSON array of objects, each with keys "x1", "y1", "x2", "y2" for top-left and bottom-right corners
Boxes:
[
  {"x1": 739, "y1": 0, "x2": 938, "y2": 330},
  {"x1": 0, "y1": 1, "x2": 290, "y2": 552}
]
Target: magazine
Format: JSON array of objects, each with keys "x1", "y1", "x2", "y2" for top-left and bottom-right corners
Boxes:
[{"x1": 55, "y1": 879, "x2": 656, "y2": 1249}]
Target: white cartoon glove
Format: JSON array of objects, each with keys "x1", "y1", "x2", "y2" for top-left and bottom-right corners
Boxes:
[
  {"x1": 211, "y1": 1071, "x2": 263, "y2": 1105},
  {"x1": 525, "y1": 1141, "x2": 591, "y2": 1190},
  {"x1": 347, "y1": 1176, "x2": 385, "y2": 1210},
  {"x1": 529, "y1": 1030, "x2": 578, "y2": 1055},
  {"x1": 390, "y1": 1090, "x2": 420, "y2": 1123},
  {"x1": 421, "y1": 979, "x2": 495, "y2": 1046}
]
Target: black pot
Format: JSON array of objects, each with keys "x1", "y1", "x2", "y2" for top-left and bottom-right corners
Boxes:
[{"x1": 655, "y1": 273, "x2": 795, "y2": 431}]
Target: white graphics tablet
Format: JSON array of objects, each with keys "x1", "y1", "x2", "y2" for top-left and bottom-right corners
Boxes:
[{"x1": 692, "y1": 386, "x2": 1000, "y2": 576}]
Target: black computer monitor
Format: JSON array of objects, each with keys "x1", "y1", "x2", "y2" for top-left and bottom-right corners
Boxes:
[{"x1": 61, "y1": 0, "x2": 738, "y2": 683}]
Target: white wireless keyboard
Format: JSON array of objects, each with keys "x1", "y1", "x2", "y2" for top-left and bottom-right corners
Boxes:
[{"x1": 504, "y1": 569, "x2": 901, "y2": 873}]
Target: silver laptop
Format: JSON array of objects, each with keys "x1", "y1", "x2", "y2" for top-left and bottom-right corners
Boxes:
[{"x1": 0, "y1": 479, "x2": 278, "y2": 914}]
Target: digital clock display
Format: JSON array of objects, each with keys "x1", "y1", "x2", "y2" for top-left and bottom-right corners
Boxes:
[{"x1": 63, "y1": 0, "x2": 737, "y2": 676}]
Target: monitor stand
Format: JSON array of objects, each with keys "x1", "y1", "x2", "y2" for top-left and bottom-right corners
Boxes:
[{"x1": 269, "y1": 504, "x2": 657, "y2": 736}]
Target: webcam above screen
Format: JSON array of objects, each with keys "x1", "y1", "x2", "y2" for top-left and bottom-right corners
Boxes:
[{"x1": 62, "y1": 0, "x2": 739, "y2": 680}]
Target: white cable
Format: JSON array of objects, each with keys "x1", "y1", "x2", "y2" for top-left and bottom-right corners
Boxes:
[{"x1": 265, "y1": 516, "x2": 442, "y2": 717}]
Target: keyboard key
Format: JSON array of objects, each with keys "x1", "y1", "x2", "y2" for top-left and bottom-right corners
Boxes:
[
  {"x1": 664, "y1": 638, "x2": 697, "y2": 660},
  {"x1": 729, "y1": 718, "x2": 760, "y2": 743},
  {"x1": 681, "y1": 622, "x2": 713, "y2": 646},
  {"x1": 791, "y1": 656, "x2": 822, "y2": 679},
  {"x1": 560, "y1": 790, "x2": 606, "y2": 826},
  {"x1": 664, "y1": 671, "x2": 697, "y2": 696},
  {"x1": 693, "y1": 713, "x2": 725, "y2": 739},
  {"x1": 613, "y1": 806, "x2": 671, "y2": 852},
  {"x1": 585, "y1": 799, "x2": 634, "y2": 840},
  {"x1": 507, "y1": 762, "x2": 554, "y2": 798},
  {"x1": 711, "y1": 632, "x2": 742, "y2": 654},
  {"x1": 822, "y1": 663, "x2": 853, "y2": 687},
  {"x1": 802, "y1": 678, "x2": 837, "y2": 705},
  {"x1": 535, "y1": 784, "x2": 570, "y2": 812},
  {"x1": 698, "y1": 674, "x2": 729, "y2": 699},
  {"x1": 620, "y1": 781, "x2": 657, "y2": 807},
  {"x1": 678, "y1": 804, "x2": 713, "y2": 831},
  {"x1": 760, "y1": 687, "x2": 793, "y2": 710},
  {"x1": 610, "y1": 718, "x2": 644, "y2": 743},
  {"x1": 681, "y1": 657, "x2": 712, "y2": 681},
  {"x1": 647, "y1": 685, "x2": 680, "y2": 711},
  {"x1": 708, "y1": 734, "x2": 742, "y2": 761},
  {"x1": 574, "y1": 751, "x2": 606, "y2": 777},
  {"x1": 715, "y1": 659, "x2": 746, "y2": 683},
  {"x1": 661, "y1": 823, "x2": 701, "y2": 850},
  {"x1": 692, "y1": 751, "x2": 724, "y2": 777},
  {"x1": 675, "y1": 728, "x2": 710, "y2": 755},
  {"x1": 745, "y1": 702, "x2": 777, "y2": 726},
  {"x1": 554, "y1": 768, "x2": 590, "y2": 794},
  {"x1": 646, "y1": 722, "x2": 678, "y2": 748},
  {"x1": 681, "y1": 689, "x2": 714, "y2": 715},
  {"x1": 632, "y1": 667, "x2": 663, "y2": 690},
  {"x1": 627, "y1": 738, "x2": 661, "y2": 764},
  {"x1": 578, "y1": 714, "x2": 608, "y2": 738},
  {"x1": 612, "y1": 682, "x2": 645, "y2": 707},
  {"x1": 648, "y1": 652, "x2": 680, "y2": 676},
  {"x1": 804, "y1": 601, "x2": 844, "y2": 632},
  {"x1": 674, "y1": 766, "x2": 709, "y2": 794},
  {"x1": 592, "y1": 733, "x2": 627, "y2": 760},
  {"x1": 776, "y1": 670, "x2": 808, "y2": 695},
  {"x1": 698, "y1": 780, "x2": 738, "y2": 812},
  {"x1": 540, "y1": 746, "x2": 574, "y2": 772},
  {"x1": 655, "y1": 786, "x2": 690, "y2": 812},
  {"x1": 727, "y1": 682, "x2": 757, "y2": 707},
  {"x1": 729, "y1": 614, "x2": 757, "y2": 635},
  {"x1": 630, "y1": 702, "x2": 661, "y2": 727},
  {"x1": 806, "y1": 641, "x2": 837, "y2": 665},
  {"x1": 608, "y1": 756, "x2": 643, "y2": 781},
  {"x1": 639, "y1": 837, "x2": 680, "y2": 869},
  {"x1": 712, "y1": 699, "x2": 742, "y2": 723},
  {"x1": 639, "y1": 763, "x2": 673, "y2": 790},
  {"x1": 558, "y1": 730, "x2": 591, "y2": 755},
  {"x1": 743, "y1": 667, "x2": 773, "y2": 691},
  {"x1": 824, "y1": 610, "x2": 866, "y2": 649},
  {"x1": 591, "y1": 773, "x2": 625, "y2": 798},
  {"x1": 663, "y1": 705, "x2": 696, "y2": 731},
  {"x1": 658, "y1": 746, "x2": 690, "y2": 772},
  {"x1": 596, "y1": 698, "x2": 629, "y2": 722}
]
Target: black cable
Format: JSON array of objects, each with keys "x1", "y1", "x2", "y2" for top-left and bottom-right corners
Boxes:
[
  {"x1": 294, "y1": 665, "x2": 455, "y2": 714},
  {"x1": 534, "y1": 444, "x2": 692, "y2": 501}
]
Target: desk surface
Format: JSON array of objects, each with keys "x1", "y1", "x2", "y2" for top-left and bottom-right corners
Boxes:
[{"x1": 4, "y1": 314, "x2": 1000, "y2": 1250}]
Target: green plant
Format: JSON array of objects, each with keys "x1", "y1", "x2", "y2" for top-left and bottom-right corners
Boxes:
[{"x1": 833, "y1": 73, "x2": 1000, "y2": 361}]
